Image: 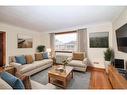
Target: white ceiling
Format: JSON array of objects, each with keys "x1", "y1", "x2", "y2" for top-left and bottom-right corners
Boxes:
[{"x1": 0, "y1": 6, "x2": 126, "y2": 32}]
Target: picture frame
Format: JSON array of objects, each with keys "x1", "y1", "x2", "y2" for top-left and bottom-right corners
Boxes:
[
  {"x1": 89, "y1": 32, "x2": 109, "y2": 48},
  {"x1": 17, "y1": 34, "x2": 33, "y2": 48}
]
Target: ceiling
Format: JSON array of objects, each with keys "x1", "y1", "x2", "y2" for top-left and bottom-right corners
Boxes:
[{"x1": 0, "y1": 6, "x2": 126, "y2": 32}]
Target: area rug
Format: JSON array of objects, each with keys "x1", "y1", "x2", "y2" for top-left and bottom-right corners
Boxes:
[{"x1": 30, "y1": 67, "x2": 91, "y2": 89}]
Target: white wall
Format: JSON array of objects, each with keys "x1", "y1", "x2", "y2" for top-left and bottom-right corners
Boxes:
[
  {"x1": 0, "y1": 21, "x2": 113, "y2": 69},
  {"x1": 0, "y1": 23, "x2": 42, "y2": 66},
  {"x1": 40, "y1": 22, "x2": 113, "y2": 68},
  {"x1": 112, "y1": 8, "x2": 127, "y2": 69},
  {"x1": 87, "y1": 23, "x2": 113, "y2": 68},
  {"x1": 40, "y1": 33, "x2": 50, "y2": 48}
]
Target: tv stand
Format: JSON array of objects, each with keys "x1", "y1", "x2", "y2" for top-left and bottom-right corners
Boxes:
[{"x1": 108, "y1": 65, "x2": 127, "y2": 89}]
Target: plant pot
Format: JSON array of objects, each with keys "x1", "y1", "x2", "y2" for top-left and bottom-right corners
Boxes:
[{"x1": 104, "y1": 61, "x2": 111, "y2": 73}]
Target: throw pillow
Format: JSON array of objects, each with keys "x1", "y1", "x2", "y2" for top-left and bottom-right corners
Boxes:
[
  {"x1": 72, "y1": 52, "x2": 85, "y2": 61},
  {"x1": 35, "y1": 53, "x2": 43, "y2": 61},
  {"x1": 25, "y1": 55, "x2": 34, "y2": 64},
  {"x1": 9, "y1": 56, "x2": 16, "y2": 63},
  {"x1": 0, "y1": 72, "x2": 25, "y2": 89},
  {"x1": 15, "y1": 55, "x2": 26, "y2": 65},
  {"x1": 43, "y1": 52, "x2": 49, "y2": 59}
]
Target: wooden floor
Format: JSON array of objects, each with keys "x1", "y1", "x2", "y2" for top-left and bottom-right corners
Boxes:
[
  {"x1": 89, "y1": 68, "x2": 112, "y2": 89},
  {"x1": 52, "y1": 64, "x2": 112, "y2": 89}
]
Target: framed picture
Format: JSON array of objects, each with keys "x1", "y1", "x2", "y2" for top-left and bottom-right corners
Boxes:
[
  {"x1": 17, "y1": 34, "x2": 33, "y2": 48},
  {"x1": 89, "y1": 32, "x2": 109, "y2": 48}
]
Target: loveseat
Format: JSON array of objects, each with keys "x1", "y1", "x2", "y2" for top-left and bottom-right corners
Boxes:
[{"x1": 9, "y1": 53, "x2": 53, "y2": 76}]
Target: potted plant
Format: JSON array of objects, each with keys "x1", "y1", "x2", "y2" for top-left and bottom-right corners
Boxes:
[
  {"x1": 37, "y1": 45, "x2": 46, "y2": 52},
  {"x1": 104, "y1": 48, "x2": 114, "y2": 72},
  {"x1": 55, "y1": 58, "x2": 69, "y2": 73},
  {"x1": 62, "y1": 58, "x2": 69, "y2": 69}
]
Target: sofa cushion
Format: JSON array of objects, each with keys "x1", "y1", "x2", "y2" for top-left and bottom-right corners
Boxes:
[
  {"x1": 25, "y1": 55, "x2": 34, "y2": 64},
  {"x1": 19, "y1": 59, "x2": 52, "y2": 74},
  {"x1": 68, "y1": 60, "x2": 86, "y2": 68},
  {"x1": 0, "y1": 72, "x2": 25, "y2": 89},
  {"x1": 0, "y1": 78, "x2": 12, "y2": 89},
  {"x1": 38, "y1": 59, "x2": 53, "y2": 64},
  {"x1": 15, "y1": 55, "x2": 26, "y2": 65},
  {"x1": 20, "y1": 64, "x2": 38, "y2": 74},
  {"x1": 43, "y1": 52, "x2": 49, "y2": 59},
  {"x1": 30, "y1": 80, "x2": 56, "y2": 89},
  {"x1": 35, "y1": 53, "x2": 43, "y2": 61},
  {"x1": 72, "y1": 52, "x2": 84, "y2": 61}
]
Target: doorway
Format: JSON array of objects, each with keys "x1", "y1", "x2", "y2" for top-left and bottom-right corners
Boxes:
[{"x1": 0, "y1": 32, "x2": 6, "y2": 66}]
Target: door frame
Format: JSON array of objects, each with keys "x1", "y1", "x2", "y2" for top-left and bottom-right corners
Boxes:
[{"x1": 0, "y1": 32, "x2": 6, "y2": 66}]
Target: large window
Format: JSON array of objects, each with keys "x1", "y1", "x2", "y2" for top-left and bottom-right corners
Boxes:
[{"x1": 55, "y1": 32, "x2": 77, "y2": 52}]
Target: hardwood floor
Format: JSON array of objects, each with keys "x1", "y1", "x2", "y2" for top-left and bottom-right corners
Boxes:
[
  {"x1": 89, "y1": 68, "x2": 112, "y2": 89},
  {"x1": 53, "y1": 65, "x2": 112, "y2": 89}
]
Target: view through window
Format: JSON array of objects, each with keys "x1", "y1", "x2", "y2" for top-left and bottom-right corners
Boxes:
[{"x1": 55, "y1": 32, "x2": 77, "y2": 52}]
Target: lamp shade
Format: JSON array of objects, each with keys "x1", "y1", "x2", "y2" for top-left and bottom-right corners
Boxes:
[{"x1": 46, "y1": 48, "x2": 51, "y2": 52}]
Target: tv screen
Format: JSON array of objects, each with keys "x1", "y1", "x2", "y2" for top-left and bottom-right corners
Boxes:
[{"x1": 116, "y1": 23, "x2": 127, "y2": 53}]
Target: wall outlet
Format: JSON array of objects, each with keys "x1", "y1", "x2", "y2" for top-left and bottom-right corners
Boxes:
[{"x1": 93, "y1": 62, "x2": 99, "y2": 64}]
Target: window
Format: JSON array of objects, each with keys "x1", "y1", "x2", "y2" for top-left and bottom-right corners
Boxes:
[{"x1": 55, "y1": 32, "x2": 77, "y2": 52}]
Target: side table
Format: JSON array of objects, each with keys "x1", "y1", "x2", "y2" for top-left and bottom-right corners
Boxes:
[{"x1": 0, "y1": 66, "x2": 15, "y2": 75}]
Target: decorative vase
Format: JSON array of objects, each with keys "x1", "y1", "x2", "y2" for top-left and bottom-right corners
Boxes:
[
  {"x1": 105, "y1": 61, "x2": 110, "y2": 73},
  {"x1": 63, "y1": 64, "x2": 66, "y2": 69}
]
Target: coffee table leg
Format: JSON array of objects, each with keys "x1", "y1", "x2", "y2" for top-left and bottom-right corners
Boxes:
[
  {"x1": 63, "y1": 79, "x2": 67, "y2": 88},
  {"x1": 48, "y1": 76, "x2": 50, "y2": 83}
]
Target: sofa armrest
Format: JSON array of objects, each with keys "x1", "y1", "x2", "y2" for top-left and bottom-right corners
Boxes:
[
  {"x1": 16, "y1": 73, "x2": 32, "y2": 89},
  {"x1": 15, "y1": 70, "x2": 24, "y2": 78},
  {"x1": 30, "y1": 80, "x2": 56, "y2": 89},
  {"x1": 83, "y1": 58, "x2": 88, "y2": 65},
  {"x1": 10, "y1": 62, "x2": 22, "y2": 69},
  {"x1": 67, "y1": 56, "x2": 72, "y2": 62}
]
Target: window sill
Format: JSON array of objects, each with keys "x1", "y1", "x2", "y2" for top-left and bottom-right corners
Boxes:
[{"x1": 55, "y1": 51, "x2": 72, "y2": 53}]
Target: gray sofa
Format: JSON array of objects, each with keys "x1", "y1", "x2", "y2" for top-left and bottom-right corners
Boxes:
[{"x1": 9, "y1": 55, "x2": 53, "y2": 76}]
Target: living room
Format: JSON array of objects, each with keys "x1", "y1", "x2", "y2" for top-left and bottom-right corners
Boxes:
[{"x1": 0, "y1": 0, "x2": 127, "y2": 95}]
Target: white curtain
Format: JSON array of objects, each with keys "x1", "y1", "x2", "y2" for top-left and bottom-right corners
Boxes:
[
  {"x1": 50, "y1": 33, "x2": 55, "y2": 57},
  {"x1": 77, "y1": 28, "x2": 87, "y2": 52}
]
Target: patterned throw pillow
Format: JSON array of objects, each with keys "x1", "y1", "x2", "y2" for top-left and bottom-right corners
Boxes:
[
  {"x1": 35, "y1": 53, "x2": 43, "y2": 61},
  {"x1": 72, "y1": 52, "x2": 85, "y2": 61},
  {"x1": 0, "y1": 72, "x2": 25, "y2": 89},
  {"x1": 15, "y1": 55, "x2": 26, "y2": 65},
  {"x1": 25, "y1": 55, "x2": 34, "y2": 64},
  {"x1": 9, "y1": 56, "x2": 16, "y2": 63}
]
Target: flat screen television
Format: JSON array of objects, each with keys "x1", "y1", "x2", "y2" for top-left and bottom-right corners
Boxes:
[{"x1": 116, "y1": 23, "x2": 127, "y2": 53}]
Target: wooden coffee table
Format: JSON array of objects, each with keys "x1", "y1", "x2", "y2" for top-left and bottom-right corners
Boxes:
[{"x1": 48, "y1": 65, "x2": 73, "y2": 88}]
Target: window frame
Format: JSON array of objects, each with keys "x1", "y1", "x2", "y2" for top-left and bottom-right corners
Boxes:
[{"x1": 55, "y1": 31, "x2": 77, "y2": 53}]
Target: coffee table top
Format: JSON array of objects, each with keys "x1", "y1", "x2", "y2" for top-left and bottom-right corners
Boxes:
[{"x1": 48, "y1": 65, "x2": 73, "y2": 78}]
